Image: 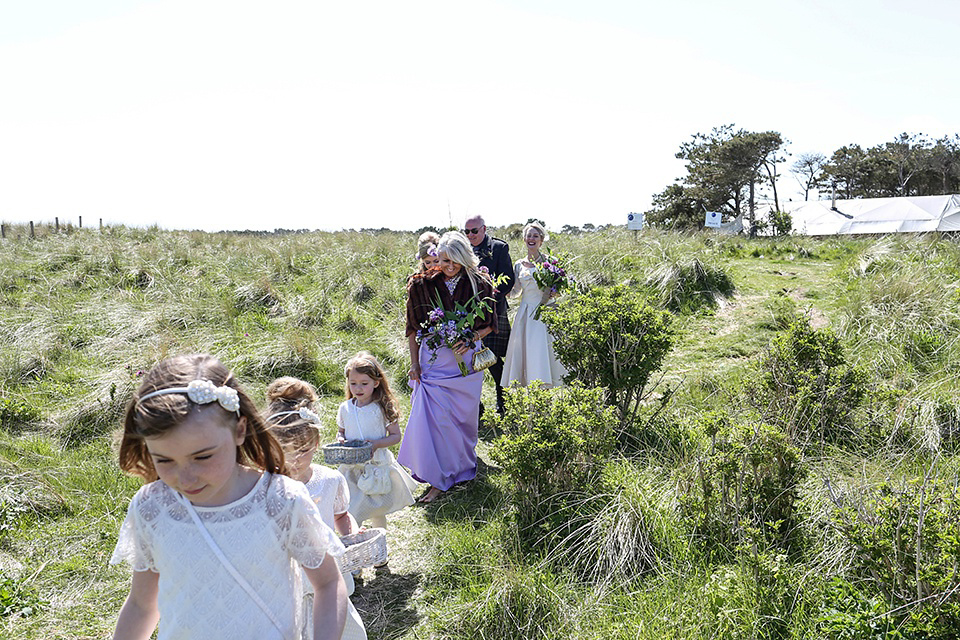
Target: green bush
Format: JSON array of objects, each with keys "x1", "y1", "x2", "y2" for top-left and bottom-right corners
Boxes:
[
  {"x1": 490, "y1": 382, "x2": 616, "y2": 551},
  {"x1": 832, "y1": 479, "x2": 960, "y2": 635},
  {"x1": 679, "y1": 414, "x2": 805, "y2": 558},
  {"x1": 541, "y1": 284, "x2": 674, "y2": 427},
  {"x1": 753, "y1": 317, "x2": 868, "y2": 447}
]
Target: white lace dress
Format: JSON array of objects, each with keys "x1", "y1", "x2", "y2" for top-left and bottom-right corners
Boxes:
[
  {"x1": 301, "y1": 464, "x2": 366, "y2": 640},
  {"x1": 502, "y1": 260, "x2": 568, "y2": 388},
  {"x1": 336, "y1": 399, "x2": 417, "y2": 524},
  {"x1": 111, "y1": 472, "x2": 345, "y2": 640}
]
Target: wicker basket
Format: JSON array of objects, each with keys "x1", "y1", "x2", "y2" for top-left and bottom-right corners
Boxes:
[
  {"x1": 338, "y1": 527, "x2": 387, "y2": 573},
  {"x1": 322, "y1": 439, "x2": 373, "y2": 465}
]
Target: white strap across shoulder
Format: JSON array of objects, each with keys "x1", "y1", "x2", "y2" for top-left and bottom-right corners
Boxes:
[{"x1": 176, "y1": 492, "x2": 292, "y2": 640}]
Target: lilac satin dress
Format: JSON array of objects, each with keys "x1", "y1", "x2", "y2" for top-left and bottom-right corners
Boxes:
[{"x1": 398, "y1": 342, "x2": 483, "y2": 491}]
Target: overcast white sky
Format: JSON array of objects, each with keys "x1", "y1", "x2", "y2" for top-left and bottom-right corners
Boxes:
[{"x1": 1, "y1": 0, "x2": 957, "y2": 232}]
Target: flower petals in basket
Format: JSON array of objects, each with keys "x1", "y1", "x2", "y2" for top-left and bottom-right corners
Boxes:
[
  {"x1": 337, "y1": 527, "x2": 387, "y2": 573},
  {"x1": 322, "y1": 439, "x2": 373, "y2": 465}
]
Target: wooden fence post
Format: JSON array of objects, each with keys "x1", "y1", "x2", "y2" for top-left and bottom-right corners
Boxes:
[
  {"x1": 55, "y1": 217, "x2": 60, "y2": 233},
  {"x1": 79, "y1": 215, "x2": 83, "y2": 229},
  {"x1": 1, "y1": 224, "x2": 5, "y2": 239},
  {"x1": 30, "y1": 221, "x2": 35, "y2": 238},
  {"x1": 99, "y1": 218, "x2": 103, "y2": 232}
]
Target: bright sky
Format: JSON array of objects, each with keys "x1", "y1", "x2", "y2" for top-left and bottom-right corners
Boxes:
[{"x1": 1, "y1": 0, "x2": 957, "y2": 232}]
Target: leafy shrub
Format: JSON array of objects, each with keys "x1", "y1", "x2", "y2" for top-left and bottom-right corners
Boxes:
[
  {"x1": 541, "y1": 284, "x2": 674, "y2": 426},
  {"x1": 679, "y1": 414, "x2": 805, "y2": 557},
  {"x1": 831, "y1": 479, "x2": 960, "y2": 635},
  {"x1": 768, "y1": 210, "x2": 793, "y2": 237},
  {"x1": 753, "y1": 317, "x2": 868, "y2": 447},
  {"x1": 490, "y1": 382, "x2": 616, "y2": 550},
  {"x1": 645, "y1": 257, "x2": 736, "y2": 313}
]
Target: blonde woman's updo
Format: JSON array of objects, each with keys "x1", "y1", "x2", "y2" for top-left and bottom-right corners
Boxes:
[{"x1": 522, "y1": 221, "x2": 549, "y2": 243}]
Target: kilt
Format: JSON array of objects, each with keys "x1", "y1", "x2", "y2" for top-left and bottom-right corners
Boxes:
[{"x1": 484, "y1": 311, "x2": 511, "y2": 359}]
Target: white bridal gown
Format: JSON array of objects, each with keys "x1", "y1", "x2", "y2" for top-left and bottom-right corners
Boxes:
[{"x1": 501, "y1": 261, "x2": 567, "y2": 388}]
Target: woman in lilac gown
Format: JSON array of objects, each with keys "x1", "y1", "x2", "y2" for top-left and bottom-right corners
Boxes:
[{"x1": 398, "y1": 231, "x2": 497, "y2": 504}]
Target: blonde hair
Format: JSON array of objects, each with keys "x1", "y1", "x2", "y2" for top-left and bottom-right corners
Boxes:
[
  {"x1": 118, "y1": 354, "x2": 286, "y2": 481},
  {"x1": 264, "y1": 377, "x2": 322, "y2": 451},
  {"x1": 436, "y1": 231, "x2": 491, "y2": 294},
  {"x1": 522, "y1": 221, "x2": 549, "y2": 243},
  {"x1": 344, "y1": 351, "x2": 400, "y2": 424}
]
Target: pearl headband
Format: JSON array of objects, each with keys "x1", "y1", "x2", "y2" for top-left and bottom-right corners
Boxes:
[
  {"x1": 267, "y1": 406, "x2": 321, "y2": 427},
  {"x1": 138, "y1": 379, "x2": 241, "y2": 415}
]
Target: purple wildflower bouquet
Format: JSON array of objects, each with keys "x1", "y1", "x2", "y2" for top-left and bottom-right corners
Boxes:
[
  {"x1": 532, "y1": 252, "x2": 573, "y2": 319},
  {"x1": 416, "y1": 291, "x2": 496, "y2": 376}
]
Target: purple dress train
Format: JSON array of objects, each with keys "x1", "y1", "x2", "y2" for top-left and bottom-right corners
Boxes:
[{"x1": 398, "y1": 342, "x2": 483, "y2": 491}]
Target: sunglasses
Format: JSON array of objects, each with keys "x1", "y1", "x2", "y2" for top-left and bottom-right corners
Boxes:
[{"x1": 463, "y1": 227, "x2": 483, "y2": 235}]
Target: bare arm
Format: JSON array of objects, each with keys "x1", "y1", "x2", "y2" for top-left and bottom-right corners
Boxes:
[
  {"x1": 407, "y1": 333, "x2": 421, "y2": 382},
  {"x1": 304, "y1": 554, "x2": 347, "y2": 640},
  {"x1": 368, "y1": 421, "x2": 402, "y2": 451},
  {"x1": 112, "y1": 570, "x2": 160, "y2": 640},
  {"x1": 333, "y1": 509, "x2": 357, "y2": 537}
]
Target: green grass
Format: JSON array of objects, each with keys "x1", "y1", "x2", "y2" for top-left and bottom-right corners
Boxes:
[{"x1": 4, "y1": 225, "x2": 960, "y2": 637}]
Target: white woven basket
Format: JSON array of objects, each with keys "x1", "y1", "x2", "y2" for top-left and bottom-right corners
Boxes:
[
  {"x1": 322, "y1": 439, "x2": 373, "y2": 465},
  {"x1": 338, "y1": 527, "x2": 387, "y2": 573}
]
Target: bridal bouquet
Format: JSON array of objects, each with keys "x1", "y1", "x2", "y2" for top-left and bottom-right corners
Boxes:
[
  {"x1": 417, "y1": 293, "x2": 496, "y2": 376},
  {"x1": 532, "y1": 253, "x2": 573, "y2": 319}
]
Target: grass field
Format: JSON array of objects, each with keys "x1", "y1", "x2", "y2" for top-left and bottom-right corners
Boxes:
[{"x1": 3, "y1": 224, "x2": 960, "y2": 638}]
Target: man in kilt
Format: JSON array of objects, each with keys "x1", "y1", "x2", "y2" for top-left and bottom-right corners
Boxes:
[{"x1": 464, "y1": 215, "x2": 515, "y2": 416}]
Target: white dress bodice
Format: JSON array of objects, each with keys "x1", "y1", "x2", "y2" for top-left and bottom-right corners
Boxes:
[{"x1": 111, "y1": 472, "x2": 344, "y2": 640}]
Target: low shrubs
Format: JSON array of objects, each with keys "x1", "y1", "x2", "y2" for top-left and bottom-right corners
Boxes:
[
  {"x1": 831, "y1": 479, "x2": 960, "y2": 635},
  {"x1": 753, "y1": 317, "x2": 868, "y2": 448},
  {"x1": 541, "y1": 284, "x2": 674, "y2": 427},
  {"x1": 679, "y1": 413, "x2": 805, "y2": 558},
  {"x1": 490, "y1": 382, "x2": 616, "y2": 552}
]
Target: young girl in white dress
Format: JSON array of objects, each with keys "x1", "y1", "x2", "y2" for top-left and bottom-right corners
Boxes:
[
  {"x1": 502, "y1": 222, "x2": 568, "y2": 388},
  {"x1": 111, "y1": 354, "x2": 347, "y2": 640},
  {"x1": 265, "y1": 376, "x2": 366, "y2": 640},
  {"x1": 336, "y1": 352, "x2": 417, "y2": 541}
]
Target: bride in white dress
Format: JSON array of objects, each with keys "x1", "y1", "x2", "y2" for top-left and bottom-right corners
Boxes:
[{"x1": 501, "y1": 222, "x2": 568, "y2": 388}]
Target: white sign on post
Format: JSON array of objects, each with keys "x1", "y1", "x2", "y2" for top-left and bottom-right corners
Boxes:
[
  {"x1": 626, "y1": 212, "x2": 644, "y2": 230},
  {"x1": 704, "y1": 210, "x2": 722, "y2": 228}
]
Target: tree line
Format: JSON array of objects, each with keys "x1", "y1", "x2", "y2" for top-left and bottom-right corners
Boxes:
[{"x1": 647, "y1": 125, "x2": 960, "y2": 230}]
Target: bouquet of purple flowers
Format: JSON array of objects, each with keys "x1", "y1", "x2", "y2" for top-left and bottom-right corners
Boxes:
[
  {"x1": 532, "y1": 253, "x2": 573, "y2": 319},
  {"x1": 416, "y1": 291, "x2": 496, "y2": 376}
]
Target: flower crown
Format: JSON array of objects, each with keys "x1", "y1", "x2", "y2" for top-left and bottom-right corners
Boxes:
[
  {"x1": 266, "y1": 406, "x2": 321, "y2": 427},
  {"x1": 138, "y1": 379, "x2": 241, "y2": 414}
]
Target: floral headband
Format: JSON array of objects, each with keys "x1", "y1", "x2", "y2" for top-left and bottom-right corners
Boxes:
[
  {"x1": 267, "y1": 406, "x2": 321, "y2": 427},
  {"x1": 416, "y1": 244, "x2": 438, "y2": 260},
  {"x1": 138, "y1": 379, "x2": 241, "y2": 414}
]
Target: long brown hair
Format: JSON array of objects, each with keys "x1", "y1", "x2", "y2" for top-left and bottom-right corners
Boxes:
[
  {"x1": 118, "y1": 354, "x2": 286, "y2": 481},
  {"x1": 264, "y1": 376, "x2": 322, "y2": 451},
  {"x1": 344, "y1": 351, "x2": 400, "y2": 423}
]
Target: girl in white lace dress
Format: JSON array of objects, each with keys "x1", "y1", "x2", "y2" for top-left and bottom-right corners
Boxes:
[
  {"x1": 111, "y1": 354, "x2": 348, "y2": 640},
  {"x1": 337, "y1": 352, "x2": 417, "y2": 536},
  {"x1": 265, "y1": 376, "x2": 366, "y2": 640}
]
